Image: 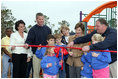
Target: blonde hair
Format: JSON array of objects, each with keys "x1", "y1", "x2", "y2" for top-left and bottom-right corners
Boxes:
[
  {"x1": 60, "y1": 25, "x2": 70, "y2": 33},
  {"x1": 92, "y1": 33, "x2": 105, "y2": 42},
  {"x1": 44, "y1": 46, "x2": 54, "y2": 56},
  {"x1": 54, "y1": 33, "x2": 62, "y2": 39}
]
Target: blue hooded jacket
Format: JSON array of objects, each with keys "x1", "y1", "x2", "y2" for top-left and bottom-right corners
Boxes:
[
  {"x1": 90, "y1": 49, "x2": 111, "y2": 70},
  {"x1": 41, "y1": 55, "x2": 61, "y2": 75},
  {"x1": 35, "y1": 47, "x2": 46, "y2": 59},
  {"x1": 81, "y1": 52, "x2": 92, "y2": 78}
]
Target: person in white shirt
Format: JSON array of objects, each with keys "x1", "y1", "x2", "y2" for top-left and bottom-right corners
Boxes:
[{"x1": 10, "y1": 20, "x2": 32, "y2": 78}]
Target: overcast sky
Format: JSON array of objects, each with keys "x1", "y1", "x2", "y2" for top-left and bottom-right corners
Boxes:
[{"x1": 1, "y1": 0, "x2": 109, "y2": 33}]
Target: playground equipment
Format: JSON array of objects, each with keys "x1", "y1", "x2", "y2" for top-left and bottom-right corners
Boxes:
[{"x1": 80, "y1": 1, "x2": 117, "y2": 35}]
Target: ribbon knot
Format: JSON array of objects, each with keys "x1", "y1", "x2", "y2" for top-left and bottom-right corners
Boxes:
[{"x1": 54, "y1": 47, "x2": 68, "y2": 70}]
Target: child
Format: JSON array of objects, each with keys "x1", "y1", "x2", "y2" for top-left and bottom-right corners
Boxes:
[
  {"x1": 35, "y1": 34, "x2": 55, "y2": 59},
  {"x1": 91, "y1": 33, "x2": 111, "y2": 78},
  {"x1": 81, "y1": 52, "x2": 92, "y2": 78},
  {"x1": 54, "y1": 34, "x2": 68, "y2": 78},
  {"x1": 40, "y1": 47, "x2": 62, "y2": 78},
  {"x1": 66, "y1": 22, "x2": 88, "y2": 78}
]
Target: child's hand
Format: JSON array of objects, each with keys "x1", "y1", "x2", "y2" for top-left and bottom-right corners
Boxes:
[
  {"x1": 83, "y1": 52, "x2": 87, "y2": 55},
  {"x1": 81, "y1": 66, "x2": 83, "y2": 70},
  {"x1": 59, "y1": 60, "x2": 63, "y2": 65},
  {"x1": 92, "y1": 52, "x2": 100, "y2": 57},
  {"x1": 48, "y1": 63, "x2": 52, "y2": 67},
  {"x1": 89, "y1": 65, "x2": 91, "y2": 67},
  {"x1": 69, "y1": 51, "x2": 73, "y2": 56},
  {"x1": 38, "y1": 44, "x2": 41, "y2": 50}
]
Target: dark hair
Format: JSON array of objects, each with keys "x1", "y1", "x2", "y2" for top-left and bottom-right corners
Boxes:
[
  {"x1": 15, "y1": 20, "x2": 25, "y2": 31},
  {"x1": 47, "y1": 34, "x2": 55, "y2": 40},
  {"x1": 75, "y1": 22, "x2": 85, "y2": 33},
  {"x1": 96, "y1": 18, "x2": 108, "y2": 26},
  {"x1": 36, "y1": 12, "x2": 44, "y2": 19},
  {"x1": 5, "y1": 27, "x2": 13, "y2": 32}
]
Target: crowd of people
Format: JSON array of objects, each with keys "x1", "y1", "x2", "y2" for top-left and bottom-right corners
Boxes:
[{"x1": 1, "y1": 12, "x2": 117, "y2": 78}]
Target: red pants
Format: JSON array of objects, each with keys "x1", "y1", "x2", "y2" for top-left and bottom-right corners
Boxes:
[
  {"x1": 43, "y1": 73, "x2": 57, "y2": 78},
  {"x1": 92, "y1": 66, "x2": 109, "y2": 78}
]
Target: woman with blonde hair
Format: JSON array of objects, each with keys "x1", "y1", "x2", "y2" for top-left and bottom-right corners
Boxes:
[{"x1": 60, "y1": 25, "x2": 71, "y2": 78}]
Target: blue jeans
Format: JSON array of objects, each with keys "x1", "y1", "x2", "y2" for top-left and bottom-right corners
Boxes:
[
  {"x1": 59, "y1": 61, "x2": 66, "y2": 78},
  {"x1": 2, "y1": 54, "x2": 13, "y2": 78}
]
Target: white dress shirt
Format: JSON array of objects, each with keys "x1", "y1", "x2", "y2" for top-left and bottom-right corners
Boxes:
[
  {"x1": 65, "y1": 36, "x2": 69, "y2": 43},
  {"x1": 10, "y1": 31, "x2": 32, "y2": 57}
]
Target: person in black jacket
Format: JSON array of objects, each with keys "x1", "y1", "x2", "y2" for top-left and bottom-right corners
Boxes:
[
  {"x1": 68, "y1": 18, "x2": 117, "y2": 78},
  {"x1": 60, "y1": 26, "x2": 70, "y2": 78},
  {"x1": 61, "y1": 26, "x2": 75, "y2": 45},
  {"x1": 25, "y1": 12, "x2": 51, "y2": 78}
]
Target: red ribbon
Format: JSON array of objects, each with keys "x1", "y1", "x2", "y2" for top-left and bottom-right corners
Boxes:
[
  {"x1": 1, "y1": 45, "x2": 117, "y2": 70},
  {"x1": 1, "y1": 45, "x2": 117, "y2": 53},
  {"x1": 54, "y1": 47, "x2": 60, "y2": 58},
  {"x1": 54, "y1": 47, "x2": 68, "y2": 70}
]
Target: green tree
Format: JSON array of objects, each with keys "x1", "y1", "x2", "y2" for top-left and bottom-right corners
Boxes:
[
  {"x1": 27, "y1": 25, "x2": 32, "y2": 29},
  {"x1": 54, "y1": 28, "x2": 61, "y2": 34},
  {"x1": 48, "y1": 22, "x2": 55, "y2": 34},
  {"x1": 108, "y1": 18, "x2": 117, "y2": 29},
  {"x1": 44, "y1": 15, "x2": 55, "y2": 34},
  {"x1": 44, "y1": 15, "x2": 50, "y2": 25},
  {"x1": 1, "y1": 5, "x2": 16, "y2": 38},
  {"x1": 54, "y1": 20, "x2": 70, "y2": 34},
  {"x1": 58, "y1": 20, "x2": 70, "y2": 27},
  {"x1": 26, "y1": 25, "x2": 33, "y2": 32}
]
